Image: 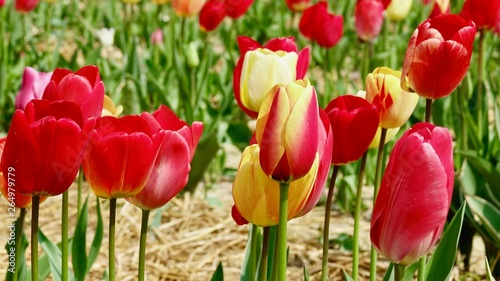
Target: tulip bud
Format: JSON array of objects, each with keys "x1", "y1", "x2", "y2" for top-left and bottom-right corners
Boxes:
[
  {"x1": 150, "y1": 28, "x2": 164, "y2": 45},
  {"x1": 386, "y1": 0, "x2": 413, "y2": 21},
  {"x1": 15, "y1": 0, "x2": 39, "y2": 13},
  {"x1": 299, "y1": 1, "x2": 343, "y2": 48},
  {"x1": 401, "y1": 14, "x2": 476, "y2": 99},
  {"x1": 354, "y1": 0, "x2": 384, "y2": 42},
  {"x1": 199, "y1": 0, "x2": 226, "y2": 32},
  {"x1": 371, "y1": 122, "x2": 454, "y2": 265},
  {"x1": 459, "y1": 0, "x2": 500, "y2": 31},
  {"x1": 186, "y1": 42, "x2": 200, "y2": 68},
  {"x1": 366, "y1": 67, "x2": 418, "y2": 128},
  {"x1": 224, "y1": 0, "x2": 253, "y2": 19},
  {"x1": 15, "y1": 67, "x2": 53, "y2": 110}
]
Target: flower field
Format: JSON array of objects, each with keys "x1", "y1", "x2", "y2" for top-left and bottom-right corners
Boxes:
[{"x1": 0, "y1": 0, "x2": 499, "y2": 280}]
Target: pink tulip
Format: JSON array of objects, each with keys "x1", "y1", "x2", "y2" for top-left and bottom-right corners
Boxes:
[
  {"x1": 126, "y1": 105, "x2": 203, "y2": 210},
  {"x1": 150, "y1": 28, "x2": 164, "y2": 45},
  {"x1": 15, "y1": 67, "x2": 53, "y2": 110},
  {"x1": 0, "y1": 0, "x2": 5, "y2": 7},
  {"x1": 370, "y1": 122, "x2": 454, "y2": 265},
  {"x1": 354, "y1": 0, "x2": 385, "y2": 42}
]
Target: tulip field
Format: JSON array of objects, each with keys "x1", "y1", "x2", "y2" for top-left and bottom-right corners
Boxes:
[{"x1": 1, "y1": 0, "x2": 500, "y2": 280}]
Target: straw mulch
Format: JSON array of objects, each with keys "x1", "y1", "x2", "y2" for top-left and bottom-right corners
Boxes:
[{"x1": 0, "y1": 180, "x2": 486, "y2": 281}]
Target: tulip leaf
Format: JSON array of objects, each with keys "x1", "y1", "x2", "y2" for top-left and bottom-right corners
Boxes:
[
  {"x1": 465, "y1": 195, "x2": 500, "y2": 247},
  {"x1": 485, "y1": 255, "x2": 496, "y2": 281},
  {"x1": 303, "y1": 267, "x2": 311, "y2": 281},
  {"x1": 459, "y1": 151, "x2": 500, "y2": 207},
  {"x1": 342, "y1": 270, "x2": 353, "y2": 281},
  {"x1": 4, "y1": 230, "x2": 29, "y2": 281},
  {"x1": 72, "y1": 197, "x2": 89, "y2": 281},
  {"x1": 88, "y1": 197, "x2": 103, "y2": 272},
  {"x1": 382, "y1": 263, "x2": 394, "y2": 281},
  {"x1": 425, "y1": 201, "x2": 466, "y2": 281},
  {"x1": 210, "y1": 262, "x2": 224, "y2": 281},
  {"x1": 240, "y1": 224, "x2": 262, "y2": 281},
  {"x1": 38, "y1": 228, "x2": 63, "y2": 281}
]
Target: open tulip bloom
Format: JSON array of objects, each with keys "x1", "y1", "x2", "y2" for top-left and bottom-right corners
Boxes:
[{"x1": 370, "y1": 122, "x2": 454, "y2": 265}]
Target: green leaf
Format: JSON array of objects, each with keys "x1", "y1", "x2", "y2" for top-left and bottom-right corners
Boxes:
[
  {"x1": 342, "y1": 270, "x2": 354, "y2": 281},
  {"x1": 240, "y1": 224, "x2": 262, "y2": 281},
  {"x1": 210, "y1": 262, "x2": 224, "y2": 281},
  {"x1": 72, "y1": 197, "x2": 89, "y2": 281},
  {"x1": 404, "y1": 261, "x2": 419, "y2": 281},
  {"x1": 382, "y1": 263, "x2": 394, "y2": 281},
  {"x1": 466, "y1": 195, "x2": 500, "y2": 247},
  {"x1": 38, "y1": 229, "x2": 62, "y2": 281},
  {"x1": 485, "y1": 255, "x2": 496, "y2": 281},
  {"x1": 88, "y1": 198, "x2": 103, "y2": 272},
  {"x1": 425, "y1": 201, "x2": 466, "y2": 281},
  {"x1": 460, "y1": 152, "x2": 500, "y2": 207}
]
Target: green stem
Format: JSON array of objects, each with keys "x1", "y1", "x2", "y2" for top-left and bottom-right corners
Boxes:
[
  {"x1": 370, "y1": 128, "x2": 387, "y2": 281},
  {"x1": 109, "y1": 198, "x2": 117, "y2": 281},
  {"x1": 323, "y1": 47, "x2": 331, "y2": 107},
  {"x1": 258, "y1": 227, "x2": 271, "y2": 281},
  {"x1": 477, "y1": 30, "x2": 485, "y2": 139},
  {"x1": 353, "y1": 152, "x2": 368, "y2": 280},
  {"x1": 425, "y1": 98, "x2": 433, "y2": 123},
  {"x1": 13, "y1": 208, "x2": 26, "y2": 281},
  {"x1": 361, "y1": 42, "x2": 372, "y2": 86},
  {"x1": 249, "y1": 224, "x2": 258, "y2": 281},
  {"x1": 394, "y1": 263, "x2": 406, "y2": 281},
  {"x1": 77, "y1": 167, "x2": 83, "y2": 213},
  {"x1": 417, "y1": 256, "x2": 426, "y2": 281},
  {"x1": 138, "y1": 210, "x2": 151, "y2": 281},
  {"x1": 31, "y1": 196, "x2": 40, "y2": 281},
  {"x1": 321, "y1": 165, "x2": 340, "y2": 281},
  {"x1": 62, "y1": 191, "x2": 69, "y2": 281},
  {"x1": 277, "y1": 182, "x2": 289, "y2": 281}
]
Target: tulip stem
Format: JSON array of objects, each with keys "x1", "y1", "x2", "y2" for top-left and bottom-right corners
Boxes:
[
  {"x1": 394, "y1": 263, "x2": 406, "y2": 281},
  {"x1": 425, "y1": 98, "x2": 433, "y2": 123},
  {"x1": 277, "y1": 182, "x2": 289, "y2": 281},
  {"x1": 31, "y1": 196, "x2": 40, "y2": 281},
  {"x1": 417, "y1": 256, "x2": 426, "y2": 281},
  {"x1": 138, "y1": 209, "x2": 150, "y2": 281},
  {"x1": 62, "y1": 190, "x2": 69, "y2": 281},
  {"x1": 109, "y1": 198, "x2": 117, "y2": 281},
  {"x1": 353, "y1": 152, "x2": 368, "y2": 280},
  {"x1": 370, "y1": 128, "x2": 387, "y2": 281},
  {"x1": 249, "y1": 224, "x2": 258, "y2": 281},
  {"x1": 12, "y1": 208, "x2": 26, "y2": 281},
  {"x1": 77, "y1": 167, "x2": 83, "y2": 213},
  {"x1": 258, "y1": 227, "x2": 271, "y2": 281},
  {"x1": 477, "y1": 30, "x2": 485, "y2": 139},
  {"x1": 321, "y1": 165, "x2": 340, "y2": 281}
]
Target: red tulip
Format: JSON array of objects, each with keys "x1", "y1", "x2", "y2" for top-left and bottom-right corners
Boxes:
[
  {"x1": 126, "y1": 106, "x2": 203, "y2": 210},
  {"x1": 325, "y1": 95, "x2": 379, "y2": 165},
  {"x1": 299, "y1": 1, "x2": 343, "y2": 48},
  {"x1": 285, "y1": 0, "x2": 310, "y2": 12},
  {"x1": 43, "y1": 65, "x2": 105, "y2": 119},
  {"x1": 15, "y1": 0, "x2": 39, "y2": 12},
  {"x1": 233, "y1": 36, "x2": 310, "y2": 118},
  {"x1": 401, "y1": 14, "x2": 476, "y2": 99},
  {"x1": 82, "y1": 115, "x2": 164, "y2": 199},
  {"x1": 199, "y1": 0, "x2": 226, "y2": 32},
  {"x1": 459, "y1": 0, "x2": 500, "y2": 31},
  {"x1": 1, "y1": 100, "x2": 95, "y2": 196},
  {"x1": 255, "y1": 80, "x2": 319, "y2": 183},
  {"x1": 370, "y1": 122, "x2": 454, "y2": 265},
  {"x1": 224, "y1": 0, "x2": 253, "y2": 19},
  {"x1": 15, "y1": 67, "x2": 53, "y2": 110},
  {"x1": 354, "y1": 0, "x2": 385, "y2": 42},
  {"x1": 0, "y1": 0, "x2": 4, "y2": 7}
]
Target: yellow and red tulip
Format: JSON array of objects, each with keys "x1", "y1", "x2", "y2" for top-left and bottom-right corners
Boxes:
[
  {"x1": 285, "y1": 0, "x2": 311, "y2": 12},
  {"x1": 386, "y1": 0, "x2": 413, "y2": 21},
  {"x1": 366, "y1": 67, "x2": 418, "y2": 129},
  {"x1": 172, "y1": 0, "x2": 206, "y2": 17}
]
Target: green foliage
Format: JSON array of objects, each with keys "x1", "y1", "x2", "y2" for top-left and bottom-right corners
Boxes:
[{"x1": 210, "y1": 262, "x2": 224, "y2": 281}]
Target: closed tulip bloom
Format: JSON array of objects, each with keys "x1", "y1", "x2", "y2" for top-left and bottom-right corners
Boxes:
[
  {"x1": 401, "y1": 14, "x2": 476, "y2": 99},
  {"x1": 15, "y1": 67, "x2": 53, "y2": 110},
  {"x1": 224, "y1": 0, "x2": 253, "y2": 19},
  {"x1": 366, "y1": 67, "x2": 418, "y2": 128},
  {"x1": 15, "y1": 0, "x2": 39, "y2": 12},
  {"x1": 126, "y1": 106, "x2": 203, "y2": 210},
  {"x1": 459, "y1": 0, "x2": 500, "y2": 31},
  {"x1": 325, "y1": 95, "x2": 379, "y2": 165},
  {"x1": 150, "y1": 28, "x2": 164, "y2": 45},
  {"x1": 285, "y1": 0, "x2": 310, "y2": 12},
  {"x1": 299, "y1": 1, "x2": 343, "y2": 48},
  {"x1": 428, "y1": 0, "x2": 450, "y2": 18},
  {"x1": 0, "y1": 0, "x2": 4, "y2": 7},
  {"x1": 354, "y1": 0, "x2": 384, "y2": 42},
  {"x1": 199, "y1": 0, "x2": 226, "y2": 32},
  {"x1": 255, "y1": 80, "x2": 319, "y2": 183},
  {"x1": 386, "y1": 0, "x2": 413, "y2": 21},
  {"x1": 172, "y1": 0, "x2": 205, "y2": 17},
  {"x1": 1, "y1": 100, "x2": 95, "y2": 196},
  {"x1": 370, "y1": 122, "x2": 454, "y2": 265},
  {"x1": 234, "y1": 36, "x2": 310, "y2": 118},
  {"x1": 83, "y1": 115, "x2": 164, "y2": 199},
  {"x1": 43, "y1": 65, "x2": 105, "y2": 119},
  {"x1": 232, "y1": 145, "x2": 318, "y2": 227}
]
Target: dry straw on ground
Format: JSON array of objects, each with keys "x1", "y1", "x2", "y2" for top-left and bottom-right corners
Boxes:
[{"x1": 0, "y1": 181, "x2": 486, "y2": 281}]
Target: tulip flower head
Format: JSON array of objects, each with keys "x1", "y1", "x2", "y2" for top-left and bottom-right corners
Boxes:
[
  {"x1": 83, "y1": 115, "x2": 164, "y2": 199},
  {"x1": 199, "y1": 0, "x2": 226, "y2": 32},
  {"x1": 401, "y1": 14, "x2": 476, "y2": 99},
  {"x1": 386, "y1": 0, "x2": 413, "y2": 21},
  {"x1": 172, "y1": 0, "x2": 205, "y2": 17},
  {"x1": 234, "y1": 36, "x2": 310, "y2": 118},
  {"x1": 299, "y1": 1, "x2": 344, "y2": 48},
  {"x1": 285, "y1": 0, "x2": 311, "y2": 12},
  {"x1": 150, "y1": 28, "x2": 164, "y2": 45},
  {"x1": 366, "y1": 67, "x2": 419, "y2": 128},
  {"x1": 15, "y1": 67, "x2": 53, "y2": 110},
  {"x1": 224, "y1": 0, "x2": 253, "y2": 19},
  {"x1": 370, "y1": 122, "x2": 454, "y2": 265},
  {"x1": 15, "y1": 0, "x2": 39, "y2": 12},
  {"x1": 0, "y1": 0, "x2": 4, "y2": 7},
  {"x1": 459, "y1": 0, "x2": 500, "y2": 31},
  {"x1": 126, "y1": 105, "x2": 203, "y2": 210},
  {"x1": 354, "y1": 0, "x2": 385, "y2": 42},
  {"x1": 43, "y1": 65, "x2": 105, "y2": 119},
  {"x1": 255, "y1": 79, "x2": 320, "y2": 183},
  {"x1": 1, "y1": 100, "x2": 95, "y2": 197},
  {"x1": 325, "y1": 95, "x2": 379, "y2": 165}
]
